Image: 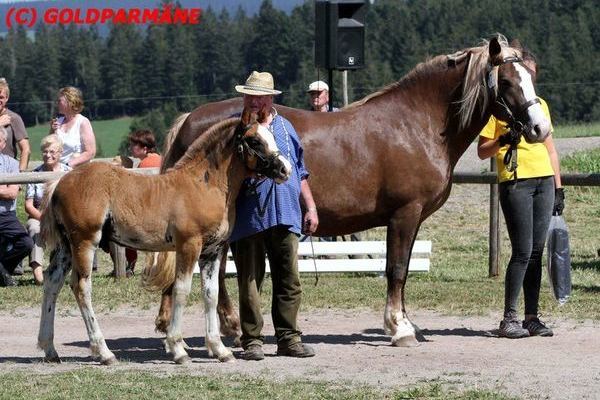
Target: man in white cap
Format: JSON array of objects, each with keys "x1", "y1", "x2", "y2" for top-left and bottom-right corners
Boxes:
[
  {"x1": 230, "y1": 71, "x2": 318, "y2": 360},
  {"x1": 307, "y1": 80, "x2": 337, "y2": 112}
]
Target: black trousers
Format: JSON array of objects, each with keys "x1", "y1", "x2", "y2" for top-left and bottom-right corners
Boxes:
[{"x1": 0, "y1": 212, "x2": 34, "y2": 273}]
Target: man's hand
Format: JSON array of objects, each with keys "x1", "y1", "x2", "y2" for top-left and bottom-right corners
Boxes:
[
  {"x1": 302, "y1": 208, "x2": 319, "y2": 235},
  {"x1": 0, "y1": 114, "x2": 11, "y2": 126}
]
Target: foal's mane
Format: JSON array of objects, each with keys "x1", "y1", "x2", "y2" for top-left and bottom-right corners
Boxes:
[
  {"x1": 173, "y1": 117, "x2": 239, "y2": 169},
  {"x1": 347, "y1": 35, "x2": 520, "y2": 132}
]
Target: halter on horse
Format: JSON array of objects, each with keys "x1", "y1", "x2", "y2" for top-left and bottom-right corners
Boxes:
[
  {"x1": 37, "y1": 109, "x2": 291, "y2": 365},
  {"x1": 152, "y1": 36, "x2": 550, "y2": 348}
]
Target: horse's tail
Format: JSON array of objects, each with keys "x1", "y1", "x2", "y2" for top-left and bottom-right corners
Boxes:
[
  {"x1": 161, "y1": 112, "x2": 190, "y2": 173},
  {"x1": 40, "y1": 178, "x2": 64, "y2": 252},
  {"x1": 141, "y1": 251, "x2": 176, "y2": 292}
]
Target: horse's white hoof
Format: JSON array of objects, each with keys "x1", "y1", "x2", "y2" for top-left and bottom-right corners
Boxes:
[
  {"x1": 391, "y1": 335, "x2": 420, "y2": 347},
  {"x1": 174, "y1": 355, "x2": 191, "y2": 365},
  {"x1": 101, "y1": 356, "x2": 118, "y2": 366}
]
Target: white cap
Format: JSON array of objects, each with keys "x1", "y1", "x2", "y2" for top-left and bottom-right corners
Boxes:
[{"x1": 307, "y1": 80, "x2": 329, "y2": 92}]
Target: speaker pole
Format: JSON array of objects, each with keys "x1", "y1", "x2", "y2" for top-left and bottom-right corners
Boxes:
[
  {"x1": 342, "y1": 70, "x2": 348, "y2": 106},
  {"x1": 328, "y1": 68, "x2": 334, "y2": 112}
]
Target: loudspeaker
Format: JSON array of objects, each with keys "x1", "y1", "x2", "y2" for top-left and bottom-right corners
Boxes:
[{"x1": 315, "y1": 0, "x2": 367, "y2": 70}]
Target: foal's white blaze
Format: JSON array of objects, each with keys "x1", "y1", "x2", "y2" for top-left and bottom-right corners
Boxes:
[
  {"x1": 256, "y1": 124, "x2": 292, "y2": 182},
  {"x1": 514, "y1": 63, "x2": 551, "y2": 142}
]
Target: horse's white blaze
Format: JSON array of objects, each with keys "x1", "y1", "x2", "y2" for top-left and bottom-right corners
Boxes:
[
  {"x1": 514, "y1": 63, "x2": 551, "y2": 141},
  {"x1": 257, "y1": 124, "x2": 292, "y2": 181}
]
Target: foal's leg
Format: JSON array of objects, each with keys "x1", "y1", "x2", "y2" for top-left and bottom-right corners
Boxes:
[
  {"x1": 165, "y1": 239, "x2": 201, "y2": 364},
  {"x1": 70, "y1": 242, "x2": 117, "y2": 364},
  {"x1": 201, "y1": 248, "x2": 234, "y2": 362},
  {"x1": 384, "y1": 204, "x2": 423, "y2": 347},
  {"x1": 38, "y1": 247, "x2": 71, "y2": 362}
]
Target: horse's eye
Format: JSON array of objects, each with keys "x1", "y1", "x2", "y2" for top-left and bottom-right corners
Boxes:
[{"x1": 498, "y1": 79, "x2": 511, "y2": 87}]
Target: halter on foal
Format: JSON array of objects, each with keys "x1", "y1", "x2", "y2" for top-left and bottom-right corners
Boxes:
[{"x1": 37, "y1": 109, "x2": 291, "y2": 365}]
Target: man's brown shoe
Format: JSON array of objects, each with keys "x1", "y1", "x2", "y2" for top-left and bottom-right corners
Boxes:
[
  {"x1": 277, "y1": 342, "x2": 315, "y2": 358},
  {"x1": 242, "y1": 344, "x2": 264, "y2": 361}
]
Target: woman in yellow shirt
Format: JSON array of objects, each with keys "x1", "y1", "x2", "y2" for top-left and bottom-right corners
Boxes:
[{"x1": 478, "y1": 52, "x2": 563, "y2": 339}]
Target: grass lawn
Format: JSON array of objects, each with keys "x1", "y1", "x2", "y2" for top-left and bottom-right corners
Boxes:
[{"x1": 26, "y1": 117, "x2": 133, "y2": 160}]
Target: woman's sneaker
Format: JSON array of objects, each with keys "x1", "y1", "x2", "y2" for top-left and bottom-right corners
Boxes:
[
  {"x1": 499, "y1": 319, "x2": 530, "y2": 339},
  {"x1": 523, "y1": 318, "x2": 553, "y2": 337}
]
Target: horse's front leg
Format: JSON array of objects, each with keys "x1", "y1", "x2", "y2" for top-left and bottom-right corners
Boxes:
[
  {"x1": 201, "y1": 247, "x2": 234, "y2": 362},
  {"x1": 216, "y1": 243, "x2": 241, "y2": 342},
  {"x1": 38, "y1": 247, "x2": 71, "y2": 363},
  {"x1": 70, "y1": 242, "x2": 117, "y2": 365},
  {"x1": 384, "y1": 204, "x2": 423, "y2": 347},
  {"x1": 165, "y1": 239, "x2": 201, "y2": 364}
]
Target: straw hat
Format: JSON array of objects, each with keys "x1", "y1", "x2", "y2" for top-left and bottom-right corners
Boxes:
[
  {"x1": 235, "y1": 71, "x2": 282, "y2": 96},
  {"x1": 307, "y1": 80, "x2": 329, "y2": 92}
]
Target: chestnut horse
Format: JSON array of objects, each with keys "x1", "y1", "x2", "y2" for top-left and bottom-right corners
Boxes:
[
  {"x1": 152, "y1": 37, "x2": 551, "y2": 346},
  {"x1": 37, "y1": 109, "x2": 291, "y2": 365}
]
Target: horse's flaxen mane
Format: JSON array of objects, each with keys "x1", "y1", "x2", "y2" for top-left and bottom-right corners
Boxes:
[
  {"x1": 347, "y1": 35, "x2": 520, "y2": 132},
  {"x1": 173, "y1": 117, "x2": 239, "y2": 169}
]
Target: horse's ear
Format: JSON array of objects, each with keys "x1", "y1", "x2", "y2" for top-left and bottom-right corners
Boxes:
[
  {"x1": 489, "y1": 37, "x2": 502, "y2": 64},
  {"x1": 241, "y1": 108, "x2": 252, "y2": 126},
  {"x1": 510, "y1": 39, "x2": 523, "y2": 50}
]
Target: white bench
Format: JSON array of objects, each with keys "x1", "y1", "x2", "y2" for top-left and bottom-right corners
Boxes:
[{"x1": 192, "y1": 240, "x2": 431, "y2": 274}]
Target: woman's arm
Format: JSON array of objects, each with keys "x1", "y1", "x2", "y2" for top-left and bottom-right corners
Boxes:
[
  {"x1": 25, "y1": 197, "x2": 42, "y2": 220},
  {"x1": 544, "y1": 135, "x2": 562, "y2": 188},
  {"x1": 68, "y1": 118, "x2": 96, "y2": 167},
  {"x1": 477, "y1": 136, "x2": 502, "y2": 160}
]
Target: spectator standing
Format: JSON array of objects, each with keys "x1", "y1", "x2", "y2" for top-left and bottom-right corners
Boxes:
[
  {"x1": 49, "y1": 86, "x2": 96, "y2": 168},
  {"x1": 0, "y1": 78, "x2": 31, "y2": 172}
]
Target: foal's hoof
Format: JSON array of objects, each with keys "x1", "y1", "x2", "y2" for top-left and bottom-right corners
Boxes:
[
  {"x1": 101, "y1": 356, "x2": 118, "y2": 366},
  {"x1": 44, "y1": 355, "x2": 61, "y2": 363},
  {"x1": 174, "y1": 355, "x2": 191, "y2": 365},
  {"x1": 391, "y1": 335, "x2": 420, "y2": 347},
  {"x1": 232, "y1": 335, "x2": 242, "y2": 348},
  {"x1": 218, "y1": 353, "x2": 236, "y2": 363}
]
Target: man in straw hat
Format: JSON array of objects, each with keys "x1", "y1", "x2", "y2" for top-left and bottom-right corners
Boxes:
[{"x1": 230, "y1": 71, "x2": 318, "y2": 360}]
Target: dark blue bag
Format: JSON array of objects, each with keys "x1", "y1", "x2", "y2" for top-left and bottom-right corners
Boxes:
[{"x1": 546, "y1": 215, "x2": 571, "y2": 304}]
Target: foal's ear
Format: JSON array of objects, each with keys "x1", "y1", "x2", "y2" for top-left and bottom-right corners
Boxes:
[
  {"x1": 257, "y1": 108, "x2": 269, "y2": 124},
  {"x1": 241, "y1": 107, "x2": 252, "y2": 126}
]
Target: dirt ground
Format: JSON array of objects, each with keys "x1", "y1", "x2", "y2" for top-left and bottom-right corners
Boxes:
[{"x1": 1, "y1": 307, "x2": 598, "y2": 399}]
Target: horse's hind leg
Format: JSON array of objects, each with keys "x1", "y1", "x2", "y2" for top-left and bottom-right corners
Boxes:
[
  {"x1": 70, "y1": 242, "x2": 117, "y2": 365},
  {"x1": 216, "y1": 243, "x2": 241, "y2": 343},
  {"x1": 38, "y1": 247, "x2": 72, "y2": 362},
  {"x1": 384, "y1": 204, "x2": 423, "y2": 347},
  {"x1": 201, "y1": 247, "x2": 234, "y2": 362},
  {"x1": 165, "y1": 239, "x2": 201, "y2": 364}
]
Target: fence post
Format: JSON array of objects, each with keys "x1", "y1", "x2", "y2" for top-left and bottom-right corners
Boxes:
[
  {"x1": 488, "y1": 159, "x2": 500, "y2": 277},
  {"x1": 109, "y1": 242, "x2": 127, "y2": 278}
]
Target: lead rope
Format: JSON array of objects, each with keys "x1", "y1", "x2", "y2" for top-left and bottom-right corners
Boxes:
[{"x1": 308, "y1": 235, "x2": 319, "y2": 286}]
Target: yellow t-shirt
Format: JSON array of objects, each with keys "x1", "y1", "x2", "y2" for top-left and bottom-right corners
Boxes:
[{"x1": 480, "y1": 98, "x2": 555, "y2": 183}]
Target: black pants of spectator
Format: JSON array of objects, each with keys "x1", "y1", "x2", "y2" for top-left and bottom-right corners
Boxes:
[{"x1": 0, "y1": 211, "x2": 34, "y2": 273}]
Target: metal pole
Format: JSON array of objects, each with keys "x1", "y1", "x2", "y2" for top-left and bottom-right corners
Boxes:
[
  {"x1": 488, "y1": 158, "x2": 500, "y2": 277},
  {"x1": 328, "y1": 69, "x2": 334, "y2": 112},
  {"x1": 342, "y1": 70, "x2": 349, "y2": 106}
]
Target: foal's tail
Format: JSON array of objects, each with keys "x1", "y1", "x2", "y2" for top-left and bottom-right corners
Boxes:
[
  {"x1": 40, "y1": 179, "x2": 64, "y2": 252},
  {"x1": 161, "y1": 112, "x2": 190, "y2": 173},
  {"x1": 141, "y1": 251, "x2": 176, "y2": 292}
]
